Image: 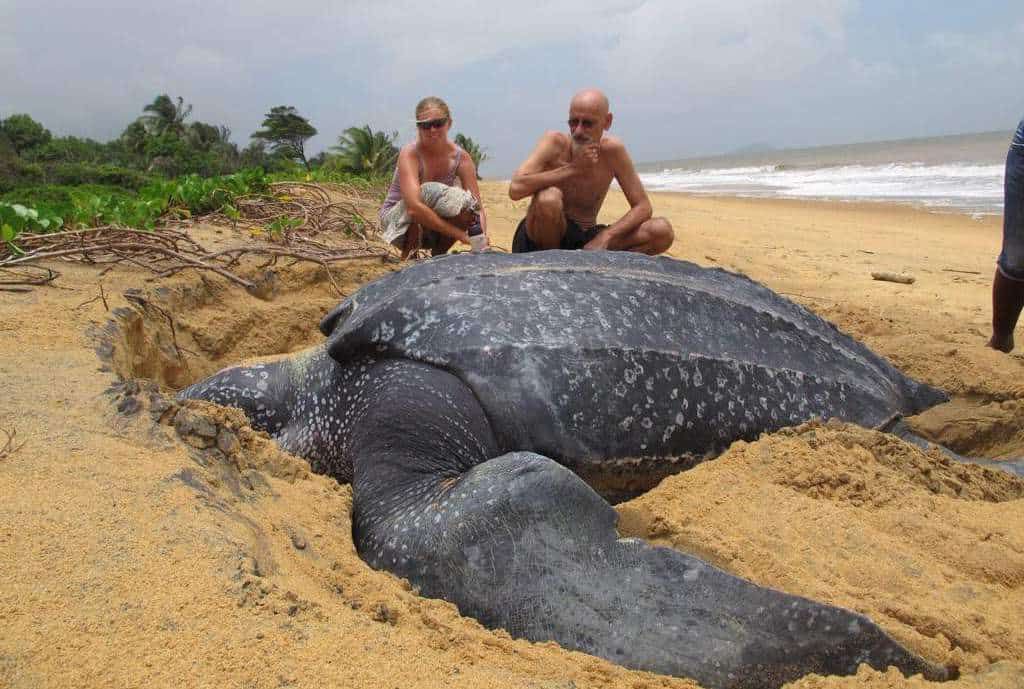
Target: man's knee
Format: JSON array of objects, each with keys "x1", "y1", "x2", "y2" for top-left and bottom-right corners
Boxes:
[
  {"x1": 532, "y1": 187, "x2": 564, "y2": 216},
  {"x1": 643, "y1": 217, "x2": 675, "y2": 254},
  {"x1": 525, "y1": 188, "x2": 566, "y2": 248}
]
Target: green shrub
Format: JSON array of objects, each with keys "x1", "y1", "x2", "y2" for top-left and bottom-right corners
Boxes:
[
  {"x1": 45, "y1": 163, "x2": 152, "y2": 189},
  {"x1": 0, "y1": 157, "x2": 44, "y2": 193},
  {"x1": 23, "y1": 136, "x2": 108, "y2": 164},
  {"x1": 0, "y1": 184, "x2": 132, "y2": 208}
]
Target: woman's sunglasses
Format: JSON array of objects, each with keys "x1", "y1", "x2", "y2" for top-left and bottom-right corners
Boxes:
[{"x1": 416, "y1": 117, "x2": 449, "y2": 130}]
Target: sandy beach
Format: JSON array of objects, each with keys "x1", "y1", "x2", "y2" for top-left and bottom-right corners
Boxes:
[{"x1": 1, "y1": 181, "x2": 1023, "y2": 688}]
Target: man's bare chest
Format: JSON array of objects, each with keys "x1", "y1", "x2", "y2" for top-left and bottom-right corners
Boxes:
[{"x1": 554, "y1": 161, "x2": 613, "y2": 205}]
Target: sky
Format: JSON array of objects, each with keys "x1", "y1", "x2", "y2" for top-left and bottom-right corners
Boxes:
[{"x1": 2, "y1": 0, "x2": 1022, "y2": 176}]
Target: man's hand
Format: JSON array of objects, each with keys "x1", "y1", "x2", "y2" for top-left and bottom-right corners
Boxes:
[
  {"x1": 583, "y1": 230, "x2": 612, "y2": 251},
  {"x1": 570, "y1": 142, "x2": 600, "y2": 173}
]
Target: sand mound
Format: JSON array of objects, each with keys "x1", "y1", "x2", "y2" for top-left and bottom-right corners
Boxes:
[{"x1": 617, "y1": 420, "x2": 1024, "y2": 675}]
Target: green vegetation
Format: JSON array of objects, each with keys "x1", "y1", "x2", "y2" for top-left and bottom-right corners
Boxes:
[
  {"x1": 454, "y1": 134, "x2": 488, "y2": 179},
  {"x1": 331, "y1": 125, "x2": 399, "y2": 178},
  {"x1": 141, "y1": 95, "x2": 193, "y2": 137},
  {"x1": 1, "y1": 114, "x2": 52, "y2": 156},
  {"x1": 0, "y1": 95, "x2": 489, "y2": 245},
  {"x1": 0, "y1": 169, "x2": 274, "y2": 249},
  {"x1": 1, "y1": 202, "x2": 63, "y2": 254},
  {"x1": 252, "y1": 106, "x2": 318, "y2": 171}
]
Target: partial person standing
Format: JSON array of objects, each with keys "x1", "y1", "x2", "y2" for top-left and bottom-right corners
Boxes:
[
  {"x1": 508, "y1": 89, "x2": 673, "y2": 254},
  {"x1": 988, "y1": 117, "x2": 1024, "y2": 352},
  {"x1": 380, "y1": 97, "x2": 488, "y2": 260}
]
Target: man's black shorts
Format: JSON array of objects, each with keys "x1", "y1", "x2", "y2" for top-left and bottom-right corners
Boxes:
[{"x1": 511, "y1": 216, "x2": 606, "y2": 253}]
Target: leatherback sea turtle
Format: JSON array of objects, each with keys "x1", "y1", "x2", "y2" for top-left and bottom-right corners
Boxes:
[{"x1": 180, "y1": 251, "x2": 966, "y2": 688}]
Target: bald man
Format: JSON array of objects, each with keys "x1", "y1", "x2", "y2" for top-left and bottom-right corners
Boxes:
[{"x1": 509, "y1": 89, "x2": 674, "y2": 254}]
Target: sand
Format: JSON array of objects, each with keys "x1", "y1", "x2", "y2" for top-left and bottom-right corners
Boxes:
[{"x1": 1, "y1": 182, "x2": 1022, "y2": 689}]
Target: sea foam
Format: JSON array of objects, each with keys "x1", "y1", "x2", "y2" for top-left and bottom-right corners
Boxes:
[{"x1": 639, "y1": 162, "x2": 1005, "y2": 214}]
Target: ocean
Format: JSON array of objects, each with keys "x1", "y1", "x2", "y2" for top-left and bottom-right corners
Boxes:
[{"x1": 636, "y1": 131, "x2": 1014, "y2": 216}]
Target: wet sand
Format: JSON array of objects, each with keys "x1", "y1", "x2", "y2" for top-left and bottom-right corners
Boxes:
[{"x1": 1, "y1": 182, "x2": 1022, "y2": 688}]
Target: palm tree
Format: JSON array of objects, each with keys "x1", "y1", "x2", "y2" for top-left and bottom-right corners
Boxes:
[
  {"x1": 119, "y1": 119, "x2": 149, "y2": 158},
  {"x1": 141, "y1": 95, "x2": 193, "y2": 137},
  {"x1": 454, "y1": 134, "x2": 488, "y2": 179},
  {"x1": 187, "y1": 122, "x2": 233, "y2": 151},
  {"x1": 332, "y1": 125, "x2": 399, "y2": 177}
]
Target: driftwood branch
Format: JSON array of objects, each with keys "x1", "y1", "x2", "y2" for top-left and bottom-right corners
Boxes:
[
  {"x1": 779, "y1": 291, "x2": 831, "y2": 302},
  {"x1": 871, "y1": 271, "x2": 915, "y2": 285},
  {"x1": 0, "y1": 265, "x2": 60, "y2": 291},
  {"x1": 0, "y1": 426, "x2": 25, "y2": 459}
]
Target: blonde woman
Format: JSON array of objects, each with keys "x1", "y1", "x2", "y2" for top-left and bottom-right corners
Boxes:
[{"x1": 379, "y1": 97, "x2": 488, "y2": 259}]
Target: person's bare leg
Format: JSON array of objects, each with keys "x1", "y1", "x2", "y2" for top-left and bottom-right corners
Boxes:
[
  {"x1": 988, "y1": 269, "x2": 1024, "y2": 352},
  {"x1": 525, "y1": 187, "x2": 568, "y2": 249},
  {"x1": 604, "y1": 217, "x2": 674, "y2": 255},
  {"x1": 431, "y1": 209, "x2": 476, "y2": 256},
  {"x1": 431, "y1": 235, "x2": 457, "y2": 256},
  {"x1": 401, "y1": 223, "x2": 423, "y2": 261}
]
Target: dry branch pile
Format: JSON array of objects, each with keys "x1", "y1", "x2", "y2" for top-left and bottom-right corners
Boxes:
[
  {"x1": 200, "y1": 181, "x2": 380, "y2": 241},
  {"x1": 0, "y1": 183, "x2": 394, "y2": 295},
  {"x1": 0, "y1": 227, "x2": 389, "y2": 295}
]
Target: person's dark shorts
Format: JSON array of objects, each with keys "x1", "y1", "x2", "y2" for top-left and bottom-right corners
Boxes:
[
  {"x1": 512, "y1": 216, "x2": 606, "y2": 253},
  {"x1": 997, "y1": 119, "x2": 1024, "y2": 281}
]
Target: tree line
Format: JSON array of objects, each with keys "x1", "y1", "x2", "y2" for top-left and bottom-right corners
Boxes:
[{"x1": 0, "y1": 94, "x2": 488, "y2": 193}]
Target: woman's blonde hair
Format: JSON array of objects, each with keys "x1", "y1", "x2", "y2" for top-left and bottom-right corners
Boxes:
[{"x1": 416, "y1": 96, "x2": 451, "y2": 121}]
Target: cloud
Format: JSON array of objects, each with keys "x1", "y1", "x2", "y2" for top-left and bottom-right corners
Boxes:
[
  {"x1": 846, "y1": 58, "x2": 898, "y2": 85},
  {"x1": 333, "y1": 1, "x2": 635, "y2": 76},
  {"x1": 598, "y1": 0, "x2": 853, "y2": 102},
  {"x1": 926, "y1": 24, "x2": 1024, "y2": 70},
  {"x1": 2, "y1": 0, "x2": 1021, "y2": 174}
]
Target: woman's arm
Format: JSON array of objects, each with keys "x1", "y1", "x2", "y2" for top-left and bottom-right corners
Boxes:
[{"x1": 397, "y1": 145, "x2": 470, "y2": 245}]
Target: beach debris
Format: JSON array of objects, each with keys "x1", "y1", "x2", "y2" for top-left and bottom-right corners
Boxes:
[
  {"x1": 872, "y1": 271, "x2": 915, "y2": 285},
  {"x1": 942, "y1": 268, "x2": 982, "y2": 275},
  {"x1": 74, "y1": 282, "x2": 109, "y2": 311},
  {"x1": 0, "y1": 265, "x2": 59, "y2": 292},
  {"x1": 780, "y1": 291, "x2": 831, "y2": 303},
  {"x1": 0, "y1": 426, "x2": 25, "y2": 459}
]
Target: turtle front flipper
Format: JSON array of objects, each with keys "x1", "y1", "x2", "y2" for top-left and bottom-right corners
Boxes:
[
  {"x1": 178, "y1": 359, "x2": 297, "y2": 436},
  {"x1": 346, "y1": 361, "x2": 952, "y2": 689},
  {"x1": 177, "y1": 348, "x2": 367, "y2": 480}
]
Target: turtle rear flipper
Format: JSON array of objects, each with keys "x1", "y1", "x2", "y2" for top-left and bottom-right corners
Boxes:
[
  {"x1": 887, "y1": 419, "x2": 1024, "y2": 477},
  {"x1": 346, "y1": 360, "x2": 951, "y2": 689}
]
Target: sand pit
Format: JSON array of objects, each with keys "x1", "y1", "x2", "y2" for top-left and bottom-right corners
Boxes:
[{"x1": 2, "y1": 182, "x2": 1023, "y2": 688}]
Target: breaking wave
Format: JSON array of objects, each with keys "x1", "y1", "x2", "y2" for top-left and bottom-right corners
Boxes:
[{"x1": 639, "y1": 162, "x2": 1005, "y2": 214}]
